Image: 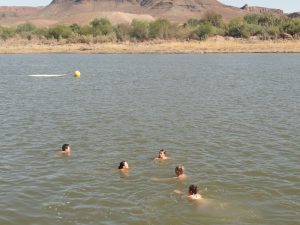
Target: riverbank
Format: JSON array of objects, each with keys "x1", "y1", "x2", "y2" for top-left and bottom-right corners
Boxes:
[{"x1": 1, "y1": 38, "x2": 300, "y2": 53}]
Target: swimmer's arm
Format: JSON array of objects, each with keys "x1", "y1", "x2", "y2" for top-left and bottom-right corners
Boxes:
[{"x1": 174, "y1": 190, "x2": 184, "y2": 195}]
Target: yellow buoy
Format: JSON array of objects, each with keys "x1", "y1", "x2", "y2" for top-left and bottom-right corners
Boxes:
[{"x1": 74, "y1": 70, "x2": 81, "y2": 78}]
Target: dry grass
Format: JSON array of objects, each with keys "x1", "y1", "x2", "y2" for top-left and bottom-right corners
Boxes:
[{"x1": 1, "y1": 38, "x2": 300, "y2": 54}]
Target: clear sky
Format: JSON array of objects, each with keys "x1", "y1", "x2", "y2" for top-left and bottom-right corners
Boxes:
[{"x1": 0, "y1": 0, "x2": 298, "y2": 13}]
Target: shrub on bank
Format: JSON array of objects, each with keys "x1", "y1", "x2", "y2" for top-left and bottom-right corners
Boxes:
[
  {"x1": 46, "y1": 24, "x2": 72, "y2": 40},
  {"x1": 130, "y1": 19, "x2": 149, "y2": 41},
  {"x1": 0, "y1": 26, "x2": 16, "y2": 40},
  {"x1": 1, "y1": 14, "x2": 300, "y2": 42},
  {"x1": 283, "y1": 18, "x2": 300, "y2": 36},
  {"x1": 90, "y1": 18, "x2": 114, "y2": 37},
  {"x1": 149, "y1": 19, "x2": 176, "y2": 39}
]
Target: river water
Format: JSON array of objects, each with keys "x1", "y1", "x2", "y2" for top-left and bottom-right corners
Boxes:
[{"x1": 0, "y1": 54, "x2": 299, "y2": 225}]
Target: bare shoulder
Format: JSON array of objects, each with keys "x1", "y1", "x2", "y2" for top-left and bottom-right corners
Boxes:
[
  {"x1": 59, "y1": 151, "x2": 71, "y2": 156},
  {"x1": 188, "y1": 194, "x2": 202, "y2": 200}
]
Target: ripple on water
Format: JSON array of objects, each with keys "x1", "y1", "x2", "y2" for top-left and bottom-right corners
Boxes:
[{"x1": 1, "y1": 54, "x2": 300, "y2": 225}]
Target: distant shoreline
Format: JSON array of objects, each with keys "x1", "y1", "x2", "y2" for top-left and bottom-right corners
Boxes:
[{"x1": 1, "y1": 39, "x2": 300, "y2": 54}]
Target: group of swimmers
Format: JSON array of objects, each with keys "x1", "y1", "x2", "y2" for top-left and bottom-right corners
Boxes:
[
  {"x1": 119, "y1": 148, "x2": 203, "y2": 200},
  {"x1": 60, "y1": 145, "x2": 202, "y2": 201}
]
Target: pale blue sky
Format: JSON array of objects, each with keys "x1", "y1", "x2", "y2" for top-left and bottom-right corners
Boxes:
[{"x1": 0, "y1": 0, "x2": 298, "y2": 13}]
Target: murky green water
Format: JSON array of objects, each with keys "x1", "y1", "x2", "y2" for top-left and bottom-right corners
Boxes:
[{"x1": 0, "y1": 54, "x2": 299, "y2": 225}]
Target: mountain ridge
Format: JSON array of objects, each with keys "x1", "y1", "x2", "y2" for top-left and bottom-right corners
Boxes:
[{"x1": 0, "y1": 0, "x2": 298, "y2": 26}]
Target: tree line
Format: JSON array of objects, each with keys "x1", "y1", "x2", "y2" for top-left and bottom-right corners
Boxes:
[{"x1": 0, "y1": 12, "x2": 299, "y2": 42}]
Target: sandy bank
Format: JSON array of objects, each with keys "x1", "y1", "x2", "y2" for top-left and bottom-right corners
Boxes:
[{"x1": 1, "y1": 39, "x2": 300, "y2": 54}]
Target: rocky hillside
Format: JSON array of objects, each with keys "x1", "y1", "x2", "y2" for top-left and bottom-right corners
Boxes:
[
  {"x1": 0, "y1": 0, "x2": 297, "y2": 26},
  {"x1": 240, "y1": 4, "x2": 284, "y2": 15},
  {"x1": 288, "y1": 12, "x2": 300, "y2": 18},
  {"x1": 0, "y1": 6, "x2": 41, "y2": 18},
  {"x1": 42, "y1": 0, "x2": 245, "y2": 23}
]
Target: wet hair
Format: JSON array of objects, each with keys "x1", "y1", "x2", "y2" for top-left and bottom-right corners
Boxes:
[
  {"x1": 158, "y1": 149, "x2": 166, "y2": 157},
  {"x1": 175, "y1": 165, "x2": 184, "y2": 176},
  {"x1": 62, "y1": 144, "x2": 70, "y2": 151},
  {"x1": 189, "y1": 185, "x2": 198, "y2": 195},
  {"x1": 118, "y1": 161, "x2": 126, "y2": 169}
]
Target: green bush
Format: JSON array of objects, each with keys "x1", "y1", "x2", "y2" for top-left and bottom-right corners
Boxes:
[
  {"x1": 204, "y1": 11, "x2": 223, "y2": 28},
  {"x1": 227, "y1": 17, "x2": 251, "y2": 38},
  {"x1": 93, "y1": 32, "x2": 117, "y2": 43},
  {"x1": 70, "y1": 23, "x2": 81, "y2": 34},
  {"x1": 34, "y1": 27, "x2": 48, "y2": 37},
  {"x1": 283, "y1": 18, "x2": 300, "y2": 36},
  {"x1": 266, "y1": 26, "x2": 281, "y2": 39},
  {"x1": 149, "y1": 19, "x2": 175, "y2": 39},
  {"x1": 16, "y1": 22, "x2": 36, "y2": 34},
  {"x1": 90, "y1": 18, "x2": 113, "y2": 36},
  {"x1": 68, "y1": 33, "x2": 93, "y2": 44},
  {"x1": 130, "y1": 19, "x2": 149, "y2": 41},
  {"x1": 78, "y1": 25, "x2": 92, "y2": 36},
  {"x1": 0, "y1": 26, "x2": 16, "y2": 40},
  {"x1": 244, "y1": 14, "x2": 260, "y2": 25},
  {"x1": 175, "y1": 25, "x2": 196, "y2": 40},
  {"x1": 186, "y1": 19, "x2": 200, "y2": 27},
  {"x1": 46, "y1": 24, "x2": 72, "y2": 40},
  {"x1": 114, "y1": 23, "x2": 131, "y2": 42},
  {"x1": 14, "y1": 22, "x2": 37, "y2": 40},
  {"x1": 193, "y1": 22, "x2": 213, "y2": 40}
]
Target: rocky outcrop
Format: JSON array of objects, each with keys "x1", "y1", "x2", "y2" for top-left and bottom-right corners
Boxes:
[
  {"x1": 0, "y1": 6, "x2": 41, "y2": 18},
  {"x1": 45, "y1": 0, "x2": 244, "y2": 21},
  {"x1": 5, "y1": 0, "x2": 290, "y2": 26},
  {"x1": 288, "y1": 12, "x2": 300, "y2": 18},
  {"x1": 241, "y1": 4, "x2": 284, "y2": 15}
]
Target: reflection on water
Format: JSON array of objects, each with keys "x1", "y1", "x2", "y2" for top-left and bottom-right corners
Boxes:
[{"x1": 0, "y1": 54, "x2": 299, "y2": 225}]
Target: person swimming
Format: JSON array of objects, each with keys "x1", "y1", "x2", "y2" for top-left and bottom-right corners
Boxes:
[
  {"x1": 175, "y1": 165, "x2": 187, "y2": 179},
  {"x1": 60, "y1": 144, "x2": 71, "y2": 155},
  {"x1": 151, "y1": 165, "x2": 186, "y2": 181},
  {"x1": 118, "y1": 161, "x2": 129, "y2": 170},
  {"x1": 154, "y1": 149, "x2": 169, "y2": 160},
  {"x1": 174, "y1": 184, "x2": 202, "y2": 200},
  {"x1": 188, "y1": 184, "x2": 202, "y2": 200}
]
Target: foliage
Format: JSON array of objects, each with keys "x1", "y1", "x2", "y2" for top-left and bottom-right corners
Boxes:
[
  {"x1": 70, "y1": 23, "x2": 81, "y2": 34},
  {"x1": 114, "y1": 23, "x2": 131, "y2": 42},
  {"x1": 227, "y1": 17, "x2": 251, "y2": 38},
  {"x1": 90, "y1": 18, "x2": 113, "y2": 36},
  {"x1": 204, "y1": 11, "x2": 223, "y2": 28},
  {"x1": 193, "y1": 22, "x2": 213, "y2": 40},
  {"x1": 34, "y1": 27, "x2": 48, "y2": 37},
  {"x1": 175, "y1": 25, "x2": 195, "y2": 40},
  {"x1": 149, "y1": 19, "x2": 176, "y2": 39},
  {"x1": 1, "y1": 15, "x2": 300, "y2": 42},
  {"x1": 186, "y1": 19, "x2": 200, "y2": 27},
  {"x1": 78, "y1": 25, "x2": 92, "y2": 36},
  {"x1": 67, "y1": 33, "x2": 93, "y2": 44},
  {"x1": 130, "y1": 19, "x2": 149, "y2": 41},
  {"x1": 46, "y1": 24, "x2": 72, "y2": 40},
  {"x1": 0, "y1": 26, "x2": 16, "y2": 40},
  {"x1": 16, "y1": 22, "x2": 36, "y2": 33},
  {"x1": 283, "y1": 18, "x2": 300, "y2": 36}
]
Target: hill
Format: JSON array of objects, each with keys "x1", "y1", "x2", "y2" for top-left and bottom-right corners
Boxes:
[
  {"x1": 0, "y1": 0, "x2": 298, "y2": 26},
  {"x1": 0, "y1": 0, "x2": 244, "y2": 26}
]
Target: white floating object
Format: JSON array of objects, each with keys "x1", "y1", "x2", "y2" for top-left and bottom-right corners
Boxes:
[{"x1": 28, "y1": 74, "x2": 65, "y2": 77}]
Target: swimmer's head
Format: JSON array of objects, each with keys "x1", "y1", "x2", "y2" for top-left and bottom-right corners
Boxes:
[
  {"x1": 118, "y1": 161, "x2": 129, "y2": 169},
  {"x1": 158, "y1": 149, "x2": 166, "y2": 158},
  {"x1": 189, "y1": 185, "x2": 198, "y2": 195},
  {"x1": 62, "y1": 144, "x2": 70, "y2": 152},
  {"x1": 175, "y1": 165, "x2": 184, "y2": 176}
]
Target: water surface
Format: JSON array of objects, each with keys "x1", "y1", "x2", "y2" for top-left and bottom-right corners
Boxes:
[{"x1": 0, "y1": 54, "x2": 299, "y2": 225}]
